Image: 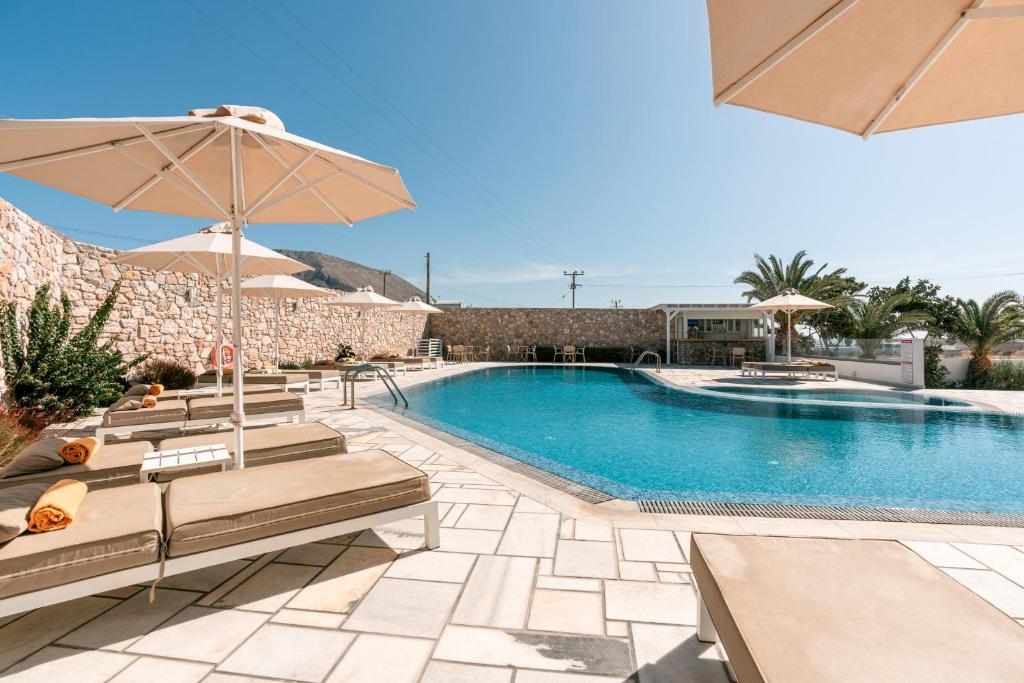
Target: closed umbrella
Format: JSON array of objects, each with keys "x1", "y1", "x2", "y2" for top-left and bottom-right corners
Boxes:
[
  {"x1": 0, "y1": 105, "x2": 415, "y2": 468},
  {"x1": 232, "y1": 275, "x2": 332, "y2": 372},
  {"x1": 706, "y1": 1, "x2": 1024, "y2": 138},
  {"x1": 389, "y1": 296, "x2": 442, "y2": 314},
  {"x1": 327, "y1": 286, "x2": 398, "y2": 360},
  {"x1": 114, "y1": 222, "x2": 310, "y2": 396},
  {"x1": 749, "y1": 289, "x2": 833, "y2": 363}
]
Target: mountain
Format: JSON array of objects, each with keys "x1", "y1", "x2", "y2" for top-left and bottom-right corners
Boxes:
[{"x1": 276, "y1": 249, "x2": 425, "y2": 301}]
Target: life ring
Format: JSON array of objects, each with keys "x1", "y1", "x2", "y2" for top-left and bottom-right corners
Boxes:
[{"x1": 210, "y1": 343, "x2": 234, "y2": 369}]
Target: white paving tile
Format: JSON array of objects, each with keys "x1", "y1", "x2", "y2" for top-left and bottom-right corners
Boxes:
[
  {"x1": 631, "y1": 623, "x2": 728, "y2": 683},
  {"x1": 453, "y1": 555, "x2": 537, "y2": 629},
  {"x1": 1, "y1": 646, "x2": 135, "y2": 683},
  {"x1": 901, "y1": 541, "x2": 986, "y2": 569},
  {"x1": 384, "y1": 550, "x2": 477, "y2": 583},
  {"x1": 498, "y1": 512, "x2": 561, "y2": 557},
  {"x1": 574, "y1": 520, "x2": 614, "y2": 542},
  {"x1": 954, "y1": 543, "x2": 1024, "y2": 587},
  {"x1": 555, "y1": 541, "x2": 618, "y2": 579},
  {"x1": 277, "y1": 542, "x2": 346, "y2": 567},
  {"x1": 439, "y1": 527, "x2": 504, "y2": 554},
  {"x1": 0, "y1": 596, "x2": 118, "y2": 671},
  {"x1": 619, "y1": 561, "x2": 658, "y2": 581},
  {"x1": 109, "y1": 657, "x2": 212, "y2": 683},
  {"x1": 218, "y1": 623, "x2": 354, "y2": 682},
  {"x1": 127, "y1": 606, "x2": 268, "y2": 663},
  {"x1": 942, "y1": 568, "x2": 1024, "y2": 618},
  {"x1": 215, "y1": 562, "x2": 321, "y2": 612},
  {"x1": 535, "y1": 575, "x2": 602, "y2": 592},
  {"x1": 343, "y1": 578, "x2": 461, "y2": 638},
  {"x1": 325, "y1": 633, "x2": 433, "y2": 683},
  {"x1": 271, "y1": 609, "x2": 347, "y2": 629},
  {"x1": 59, "y1": 588, "x2": 198, "y2": 651},
  {"x1": 420, "y1": 660, "x2": 513, "y2": 683},
  {"x1": 456, "y1": 504, "x2": 514, "y2": 530},
  {"x1": 287, "y1": 546, "x2": 397, "y2": 613},
  {"x1": 619, "y1": 529, "x2": 685, "y2": 563},
  {"x1": 528, "y1": 589, "x2": 605, "y2": 635},
  {"x1": 604, "y1": 581, "x2": 696, "y2": 625}
]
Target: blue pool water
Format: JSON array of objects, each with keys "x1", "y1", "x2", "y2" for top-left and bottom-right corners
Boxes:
[
  {"x1": 377, "y1": 366, "x2": 1024, "y2": 512},
  {"x1": 702, "y1": 386, "x2": 970, "y2": 407}
]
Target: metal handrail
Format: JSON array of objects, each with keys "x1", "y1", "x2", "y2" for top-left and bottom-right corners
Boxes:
[
  {"x1": 342, "y1": 363, "x2": 408, "y2": 408},
  {"x1": 632, "y1": 351, "x2": 662, "y2": 373}
]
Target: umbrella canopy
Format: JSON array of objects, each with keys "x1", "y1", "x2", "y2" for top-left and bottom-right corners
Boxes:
[
  {"x1": 0, "y1": 105, "x2": 415, "y2": 468},
  {"x1": 749, "y1": 289, "x2": 833, "y2": 363},
  {"x1": 327, "y1": 285, "x2": 398, "y2": 308},
  {"x1": 706, "y1": 1, "x2": 1024, "y2": 138},
  {"x1": 327, "y1": 286, "x2": 398, "y2": 359},
  {"x1": 389, "y1": 296, "x2": 443, "y2": 313},
  {"x1": 233, "y1": 275, "x2": 332, "y2": 372}
]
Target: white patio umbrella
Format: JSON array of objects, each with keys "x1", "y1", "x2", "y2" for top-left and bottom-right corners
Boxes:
[
  {"x1": 388, "y1": 296, "x2": 442, "y2": 314},
  {"x1": 327, "y1": 286, "x2": 398, "y2": 359},
  {"x1": 749, "y1": 289, "x2": 833, "y2": 363},
  {"x1": 232, "y1": 274, "x2": 332, "y2": 372},
  {"x1": 705, "y1": 2, "x2": 1024, "y2": 138},
  {"x1": 114, "y1": 222, "x2": 310, "y2": 396},
  {"x1": 0, "y1": 105, "x2": 415, "y2": 468}
]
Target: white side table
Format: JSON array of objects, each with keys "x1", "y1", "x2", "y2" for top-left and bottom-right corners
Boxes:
[{"x1": 140, "y1": 445, "x2": 232, "y2": 483}]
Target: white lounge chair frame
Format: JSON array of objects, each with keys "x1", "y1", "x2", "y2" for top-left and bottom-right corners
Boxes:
[
  {"x1": 740, "y1": 362, "x2": 838, "y2": 381},
  {"x1": 95, "y1": 409, "x2": 305, "y2": 445},
  {"x1": 0, "y1": 499, "x2": 439, "y2": 618},
  {"x1": 198, "y1": 379, "x2": 310, "y2": 394}
]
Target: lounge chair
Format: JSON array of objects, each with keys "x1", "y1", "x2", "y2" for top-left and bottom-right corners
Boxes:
[
  {"x1": 0, "y1": 450, "x2": 438, "y2": 617},
  {"x1": 0, "y1": 440, "x2": 154, "y2": 491},
  {"x1": 301, "y1": 368, "x2": 342, "y2": 390},
  {"x1": 740, "y1": 361, "x2": 838, "y2": 381},
  {"x1": 691, "y1": 534, "x2": 1024, "y2": 682},
  {"x1": 196, "y1": 371, "x2": 310, "y2": 393},
  {"x1": 154, "y1": 423, "x2": 347, "y2": 481},
  {"x1": 368, "y1": 360, "x2": 407, "y2": 376},
  {"x1": 156, "y1": 385, "x2": 282, "y2": 401},
  {"x1": 95, "y1": 391, "x2": 305, "y2": 445}
]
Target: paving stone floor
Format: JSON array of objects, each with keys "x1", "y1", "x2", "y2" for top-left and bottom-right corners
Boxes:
[{"x1": 5, "y1": 365, "x2": 1024, "y2": 682}]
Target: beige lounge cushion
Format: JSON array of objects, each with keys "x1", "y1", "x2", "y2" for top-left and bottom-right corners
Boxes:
[
  {"x1": 302, "y1": 369, "x2": 340, "y2": 380},
  {"x1": 186, "y1": 392, "x2": 303, "y2": 421},
  {"x1": 164, "y1": 450, "x2": 429, "y2": 557},
  {"x1": 0, "y1": 483, "x2": 50, "y2": 542},
  {"x1": 102, "y1": 400, "x2": 187, "y2": 427},
  {"x1": 691, "y1": 534, "x2": 1024, "y2": 683},
  {"x1": 0, "y1": 439, "x2": 67, "y2": 478},
  {"x1": 0, "y1": 484, "x2": 162, "y2": 599},
  {"x1": 161, "y1": 385, "x2": 280, "y2": 400},
  {"x1": 0, "y1": 441, "x2": 152, "y2": 491},
  {"x1": 241, "y1": 373, "x2": 308, "y2": 385},
  {"x1": 154, "y1": 424, "x2": 347, "y2": 481},
  {"x1": 125, "y1": 384, "x2": 151, "y2": 397}
]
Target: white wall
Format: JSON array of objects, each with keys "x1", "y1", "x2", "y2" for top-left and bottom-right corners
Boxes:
[
  {"x1": 829, "y1": 359, "x2": 904, "y2": 385},
  {"x1": 941, "y1": 356, "x2": 1024, "y2": 384}
]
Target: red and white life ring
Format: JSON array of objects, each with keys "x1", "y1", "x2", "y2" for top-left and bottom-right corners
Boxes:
[{"x1": 210, "y1": 343, "x2": 234, "y2": 369}]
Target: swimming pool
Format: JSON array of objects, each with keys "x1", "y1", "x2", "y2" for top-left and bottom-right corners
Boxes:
[
  {"x1": 701, "y1": 386, "x2": 971, "y2": 407},
  {"x1": 376, "y1": 366, "x2": 1024, "y2": 513}
]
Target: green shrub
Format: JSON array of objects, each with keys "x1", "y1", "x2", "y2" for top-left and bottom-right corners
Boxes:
[
  {"x1": 130, "y1": 357, "x2": 197, "y2": 389},
  {"x1": 0, "y1": 408, "x2": 43, "y2": 468},
  {"x1": 924, "y1": 344, "x2": 949, "y2": 389},
  {"x1": 969, "y1": 361, "x2": 1024, "y2": 390},
  {"x1": 335, "y1": 343, "x2": 356, "y2": 362},
  {"x1": 0, "y1": 281, "x2": 145, "y2": 423}
]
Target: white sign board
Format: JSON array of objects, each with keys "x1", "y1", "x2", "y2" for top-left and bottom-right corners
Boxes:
[{"x1": 900, "y1": 339, "x2": 914, "y2": 385}]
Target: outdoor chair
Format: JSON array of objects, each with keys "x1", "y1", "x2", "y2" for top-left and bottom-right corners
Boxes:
[
  {"x1": 575, "y1": 346, "x2": 586, "y2": 363},
  {"x1": 505, "y1": 345, "x2": 521, "y2": 362},
  {"x1": 525, "y1": 345, "x2": 537, "y2": 362},
  {"x1": 709, "y1": 348, "x2": 726, "y2": 366},
  {"x1": 480, "y1": 345, "x2": 491, "y2": 361},
  {"x1": 552, "y1": 346, "x2": 564, "y2": 363},
  {"x1": 446, "y1": 344, "x2": 455, "y2": 362},
  {"x1": 730, "y1": 346, "x2": 746, "y2": 367},
  {"x1": 563, "y1": 345, "x2": 576, "y2": 364}
]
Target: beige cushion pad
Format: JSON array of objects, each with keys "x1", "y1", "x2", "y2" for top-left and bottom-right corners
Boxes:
[
  {"x1": 0, "y1": 438, "x2": 68, "y2": 478},
  {"x1": 102, "y1": 400, "x2": 187, "y2": 427},
  {"x1": 0, "y1": 484, "x2": 162, "y2": 599},
  {"x1": 154, "y1": 424, "x2": 347, "y2": 482},
  {"x1": 164, "y1": 450, "x2": 429, "y2": 557},
  {"x1": 240, "y1": 373, "x2": 308, "y2": 385},
  {"x1": 302, "y1": 369, "x2": 340, "y2": 379},
  {"x1": 186, "y1": 392, "x2": 303, "y2": 421},
  {"x1": 161, "y1": 385, "x2": 280, "y2": 400},
  {"x1": 691, "y1": 534, "x2": 1024, "y2": 683},
  {"x1": 0, "y1": 441, "x2": 153, "y2": 491}
]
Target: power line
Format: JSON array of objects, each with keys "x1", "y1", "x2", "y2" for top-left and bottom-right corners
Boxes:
[
  {"x1": 47, "y1": 223, "x2": 153, "y2": 245},
  {"x1": 584, "y1": 283, "x2": 738, "y2": 288},
  {"x1": 266, "y1": 0, "x2": 570, "y2": 265},
  {"x1": 198, "y1": 0, "x2": 557, "y2": 266}
]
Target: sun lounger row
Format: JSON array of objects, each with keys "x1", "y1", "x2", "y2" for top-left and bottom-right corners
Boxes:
[
  {"x1": 0, "y1": 423, "x2": 347, "y2": 491},
  {"x1": 195, "y1": 371, "x2": 340, "y2": 392},
  {"x1": 96, "y1": 390, "x2": 305, "y2": 444},
  {"x1": 0, "y1": 451, "x2": 439, "y2": 617},
  {"x1": 740, "y1": 361, "x2": 838, "y2": 380}
]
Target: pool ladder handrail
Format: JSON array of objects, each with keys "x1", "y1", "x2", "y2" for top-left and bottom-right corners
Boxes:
[
  {"x1": 632, "y1": 351, "x2": 662, "y2": 373},
  {"x1": 342, "y1": 363, "x2": 408, "y2": 408}
]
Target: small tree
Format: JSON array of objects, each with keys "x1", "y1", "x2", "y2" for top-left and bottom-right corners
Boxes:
[
  {"x1": 948, "y1": 291, "x2": 1024, "y2": 384},
  {"x1": 842, "y1": 292, "x2": 932, "y2": 359},
  {"x1": 0, "y1": 281, "x2": 145, "y2": 423}
]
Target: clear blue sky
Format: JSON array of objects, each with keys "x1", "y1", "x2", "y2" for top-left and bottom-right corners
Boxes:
[{"x1": 1, "y1": 1, "x2": 1021, "y2": 307}]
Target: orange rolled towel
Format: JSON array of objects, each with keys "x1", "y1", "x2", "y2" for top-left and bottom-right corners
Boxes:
[
  {"x1": 141, "y1": 395, "x2": 157, "y2": 408},
  {"x1": 57, "y1": 437, "x2": 100, "y2": 464},
  {"x1": 148, "y1": 383, "x2": 164, "y2": 396},
  {"x1": 28, "y1": 479, "x2": 87, "y2": 533}
]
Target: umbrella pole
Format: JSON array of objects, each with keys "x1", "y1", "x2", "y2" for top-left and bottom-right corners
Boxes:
[
  {"x1": 787, "y1": 310, "x2": 792, "y2": 364},
  {"x1": 274, "y1": 295, "x2": 281, "y2": 373},
  {"x1": 216, "y1": 275, "x2": 224, "y2": 398},
  {"x1": 229, "y1": 129, "x2": 246, "y2": 469}
]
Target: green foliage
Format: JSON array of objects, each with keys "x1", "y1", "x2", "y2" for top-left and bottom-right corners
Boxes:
[
  {"x1": 841, "y1": 292, "x2": 933, "y2": 359},
  {"x1": 865, "y1": 278, "x2": 958, "y2": 337},
  {"x1": 947, "y1": 291, "x2": 1024, "y2": 383},
  {"x1": 969, "y1": 361, "x2": 1024, "y2": 391},
  {"x1": 130, "y1": 357, "x2": 197, "y2": 390},
  {"x1": 0, "y1": 408, "x2": 42, "y2": 468},
  {"x1": 0, "y1": 282, "x2": 145, "y2": 423},
  {"x1": 335, "y1": 343, "x2": 356, "y2": 362},
  {"x1": 923, "y1": 344, "x2": 949, "y2": 389}
]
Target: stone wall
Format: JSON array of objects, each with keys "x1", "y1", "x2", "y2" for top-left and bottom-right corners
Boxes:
[
  {"x1": 427, "y1": 307, "x2": 666, "y2": 353},
  {"x1": 0, "y1": 198, "x2": 429, "y2": 375}
]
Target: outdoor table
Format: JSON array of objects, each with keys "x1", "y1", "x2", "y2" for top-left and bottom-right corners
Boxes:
[{"x1": 140, "y1": 445, "x2": 232, "y2": 484}]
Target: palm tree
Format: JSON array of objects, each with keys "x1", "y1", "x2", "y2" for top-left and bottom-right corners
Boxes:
[
  {"x1": 948, "y1": 291, "x2": 1024, "y2": 378},
  {"x1": 844, "y1": 292, "x2": 932, "y2": 359},
  {"x1": 734, "y1": 251, "x2": 861, "y2": 352}
]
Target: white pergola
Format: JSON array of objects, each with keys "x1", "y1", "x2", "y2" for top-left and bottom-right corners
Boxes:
[{"x1": 651, "y1": 303, "x2": 776, "y2": 365}]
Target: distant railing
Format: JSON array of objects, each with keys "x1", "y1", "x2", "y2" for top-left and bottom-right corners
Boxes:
[{"x1": 801, "y1": 338, "x2": 905, "y2": 363}]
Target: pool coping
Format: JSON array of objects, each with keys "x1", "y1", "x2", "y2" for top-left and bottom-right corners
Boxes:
[{"x1": 363, "y1": 364, "x2": 1024, "y2": 528}]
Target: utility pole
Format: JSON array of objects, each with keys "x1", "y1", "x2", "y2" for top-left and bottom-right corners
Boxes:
[
  {"x1": 563, "y1": 270, "x2": 584, "y2": 308},
  {"x1": 380, "y1": 269, "x2": 392, "y2": 296},
  {"x1": 611, "y1": 299, "x2": 622, "y2": 309},
  {"x1": 425, "y1": 252, "x2": 431, "y2": 303}
]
